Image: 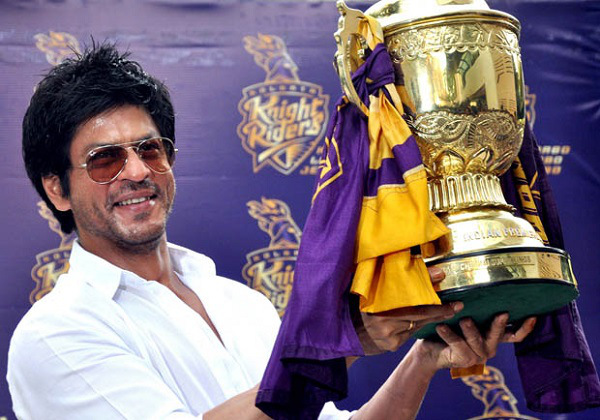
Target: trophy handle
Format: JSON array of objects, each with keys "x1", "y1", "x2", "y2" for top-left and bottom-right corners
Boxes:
[{"x1": 334, "y1": 0, "x2": 370, "y2": 116}]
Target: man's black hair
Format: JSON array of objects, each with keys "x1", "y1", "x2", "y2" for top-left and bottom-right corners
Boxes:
[{"x1": 22, "y1": 43, "x2": 175, "y2": 233}]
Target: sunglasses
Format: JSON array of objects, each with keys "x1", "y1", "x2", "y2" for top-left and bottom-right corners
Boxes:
[{"x1": 76, "y1": 137, "x2": 177, "y2": 184}]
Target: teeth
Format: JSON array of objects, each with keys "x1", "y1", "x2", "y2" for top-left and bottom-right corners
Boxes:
[{"x1": 117, "y1": 196, "x2": 151, "y2": 206}]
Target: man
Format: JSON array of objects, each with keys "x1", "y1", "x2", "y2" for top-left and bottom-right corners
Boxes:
[{"x1": 7, "y1": 44, "x2": 534, "y2": 419}]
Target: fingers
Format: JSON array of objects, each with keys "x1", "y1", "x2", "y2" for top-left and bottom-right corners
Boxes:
[
  {"x1": 360, "y1": 313, "x2": 415, "y2": 353},
  {"x1": 436, "y1": 323, "x2": 485, "y2": 368},
  {"x1": 436, "y1": 324, "x2": 463, "y2": 346},
  {"x1": 502, "y1": 317, "x2": 537, "y2": 343},
  {"x1": 413, "y1": 302, "x2": 464, "y2": 326},
  {"x1": 359, "y1": 302, "x2": 464, "y2": 353},
  {"x1": 484, "y1": 313, "x2": 509, "y2": 357},
  {"x1": 430, "y1": 314, "x2": 538, "y2": 371},
  {"x1": 405, "y1": 320, "x2": 417, "y2": 333},
  {"x1": 406, "y1": 302, "x2": 460, "y2": 321},
  {"x1": 427, "y1": 266, "x2": 445, "y2": 284},
  {"x1": 459, "y1": 318, "x2": 487, "y2": 359},
  {"x1": 378, "y1": 301, "x2": 463, "y2": 322}
]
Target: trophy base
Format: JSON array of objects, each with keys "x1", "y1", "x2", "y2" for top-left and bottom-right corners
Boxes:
[{"x1": 414, "y1": 246, "x2": 578, "y2": 339}]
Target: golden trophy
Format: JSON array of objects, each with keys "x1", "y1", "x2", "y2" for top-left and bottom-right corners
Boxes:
[{"x1": 334, "y1": 0, "x2": 578, "y2": 337}]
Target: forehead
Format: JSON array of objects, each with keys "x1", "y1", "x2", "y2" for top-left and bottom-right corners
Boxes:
[{"x1": 70, "y1": 105, "x2": 159, "y2": 156}]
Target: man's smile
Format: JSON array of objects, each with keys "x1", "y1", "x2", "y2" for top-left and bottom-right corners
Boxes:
[{"x1": 114, "y1": 194, "x2": 157, "y2": 207}]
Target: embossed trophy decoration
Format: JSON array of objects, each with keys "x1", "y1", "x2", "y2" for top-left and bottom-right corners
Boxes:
[{"x1": 334, "y1": 0, "x2": 578, "y2": 337}]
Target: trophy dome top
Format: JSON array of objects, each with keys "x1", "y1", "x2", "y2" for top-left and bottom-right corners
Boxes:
[{"x1": 365, "y1": 0, "x2": 519, "y2": 33}]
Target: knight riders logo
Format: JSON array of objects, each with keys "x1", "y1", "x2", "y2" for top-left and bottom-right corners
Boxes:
[
  {"x1": 238, "y1": 34, "x2": 329, "y2": 175},
  {"x1": 242, "y1": 198, "x2": 301, "y2": 316}
]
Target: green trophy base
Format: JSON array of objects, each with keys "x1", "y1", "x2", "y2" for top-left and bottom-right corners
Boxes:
[
  {"x1": 414, "y1": 247, "x2": 578, "y2": 339},
  {"x1": 414, "y1": 280, "x2": 578, "y2": 339}
]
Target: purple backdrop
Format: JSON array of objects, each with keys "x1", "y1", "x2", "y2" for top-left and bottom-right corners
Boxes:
[{"x1": 1, "y1": 1, "x2": 599, "y2": 419}]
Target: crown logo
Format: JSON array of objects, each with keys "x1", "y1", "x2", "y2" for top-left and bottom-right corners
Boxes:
[
  {"x1": 243, "y1": 198, "x2": 301, "y2": 316},
  {"x1": 242, "y1": 34, "x2": 299, "y2": 83},
  {"x1": 462, "y1": 365, "x2": 539, "y2": 420},
  {"x1": 238, "y1": 34, "x2": 329, "y2": 175},
  {"x1": 34, "y1": 31, "x2": 81, "y2": 66}
]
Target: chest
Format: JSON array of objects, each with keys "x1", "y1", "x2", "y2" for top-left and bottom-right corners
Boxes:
[
  {"x1": 112, "y1": 282, "x2": 271, "y2": 412},
  {"x1": 169, "y1": 281, "x2": 223, "y2": 344}
]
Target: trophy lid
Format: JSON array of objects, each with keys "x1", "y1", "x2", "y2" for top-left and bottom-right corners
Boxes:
[{"x1": 365, "y1": 0, "x2": 520, "y2": 33}]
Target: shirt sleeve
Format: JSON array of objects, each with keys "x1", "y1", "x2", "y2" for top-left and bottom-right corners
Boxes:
[
  {"x1": 318, "y1": 402, "x2": 355, "y2": 419},
  {"x1": 7, "y1": 311, "x2": 202, "y2": 420}
]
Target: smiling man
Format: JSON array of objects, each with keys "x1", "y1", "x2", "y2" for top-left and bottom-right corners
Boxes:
[{"x1": 7, "y1": 44, "x2": 534, "y2": 420}]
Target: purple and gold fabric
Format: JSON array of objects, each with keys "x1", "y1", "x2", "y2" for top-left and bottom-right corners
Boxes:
[{"x1": 257, "y1": 41, "x2": 447, "y2": 419}]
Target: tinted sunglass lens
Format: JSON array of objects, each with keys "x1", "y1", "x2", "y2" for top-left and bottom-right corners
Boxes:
[
  {"x1": 87, "y1": 146, "x2": 128, "y2": 183},
  {"x1": 138, "y1": 138, "x2": 175, "y2": 173}
]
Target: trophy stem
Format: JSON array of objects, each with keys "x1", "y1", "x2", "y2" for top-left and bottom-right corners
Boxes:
[{"x1": 428, "y1": 173, "x2": 512, "y2": 213}]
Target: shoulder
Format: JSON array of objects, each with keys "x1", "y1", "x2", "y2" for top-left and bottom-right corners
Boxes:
[
  {"x1": 11, "y1": 275, "x2": 101, "y2": 336},
  {"x1": 8, "y1": 273, "x2": 130, "y2": 369},
  {"x1": 13, "y1": 272, "x2": 123, "y2": 329},
  {"x1": 6, "y1": 274, "x2": 130, "y2": 399}
]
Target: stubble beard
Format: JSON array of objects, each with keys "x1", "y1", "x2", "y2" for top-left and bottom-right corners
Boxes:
[
  {"x1": 110, "y1": 216, "x2": 166, "y2": 255},
  {"x1": 74, "y1": 178, "x2": 175, "y2": 256}
]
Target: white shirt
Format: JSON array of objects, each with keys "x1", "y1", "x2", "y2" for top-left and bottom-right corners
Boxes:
[{"x1": 7, "y1": 241, "x2": 350, "y2": 419}]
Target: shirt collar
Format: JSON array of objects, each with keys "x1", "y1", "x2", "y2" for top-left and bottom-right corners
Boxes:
[{"x1": 67, "y1": 240, "x2": 217, "y2": 300}]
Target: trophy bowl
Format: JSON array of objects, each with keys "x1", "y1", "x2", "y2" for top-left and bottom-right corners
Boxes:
[{"x1": 334, "y1": 0, "x2": 578, "y2": 338}]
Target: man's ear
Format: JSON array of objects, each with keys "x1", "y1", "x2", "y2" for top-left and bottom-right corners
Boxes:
[{"x1": 41, "y1": 175, "x2": 71, "y2": 212}]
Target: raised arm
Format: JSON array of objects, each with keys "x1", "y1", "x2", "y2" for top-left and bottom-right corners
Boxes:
[{"x1": 352, "y1": 314, "x2": 537, "y2": 420}]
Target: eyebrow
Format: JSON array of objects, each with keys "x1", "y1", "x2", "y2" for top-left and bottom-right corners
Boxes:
[{"x1": 82, "y1": 133, "x2": 160, "y2": 155}]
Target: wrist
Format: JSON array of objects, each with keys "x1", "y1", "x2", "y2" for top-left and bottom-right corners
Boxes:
[{"x1": 409, "y1": 340, "x2": 442, "y2": 377}]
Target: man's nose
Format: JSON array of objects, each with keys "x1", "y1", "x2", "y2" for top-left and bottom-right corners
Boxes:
[{"x1": 117, "y1": 148, "x2": 151, "y2": 182}]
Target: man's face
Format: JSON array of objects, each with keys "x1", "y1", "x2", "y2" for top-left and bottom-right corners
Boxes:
[{"x1": 66, "y1": 105, "x2": 175, "y2": 253}]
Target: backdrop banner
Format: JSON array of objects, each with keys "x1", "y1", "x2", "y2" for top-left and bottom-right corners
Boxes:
[{"x1": 0, "y1": 1, "x2": 599, "y2": 419}]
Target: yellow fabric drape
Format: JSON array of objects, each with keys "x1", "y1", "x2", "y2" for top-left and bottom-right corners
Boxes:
[{"x1": 349, "y1": 16, "x2": 449, "y2": 313}]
